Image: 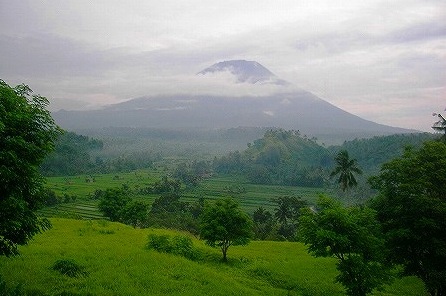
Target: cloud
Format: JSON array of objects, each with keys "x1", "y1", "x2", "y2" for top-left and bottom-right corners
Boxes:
[
  {"x1": 0, "y1": 0, "x2": 444, "y2": 132},
  {"x1": 0, "y1": 34, "x2": 114, "y2": 77}
]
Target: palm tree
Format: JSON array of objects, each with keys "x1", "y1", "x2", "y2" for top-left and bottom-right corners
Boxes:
[{"x1": 330, "y1": 150, "x2": 362, "y2": 192}]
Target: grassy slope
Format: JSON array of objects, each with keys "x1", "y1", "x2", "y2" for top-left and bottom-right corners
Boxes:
[{"x1": 0, "y1": 219, "x2": 427, "y2": 296}]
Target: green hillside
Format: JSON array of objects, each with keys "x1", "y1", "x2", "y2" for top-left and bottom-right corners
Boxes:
[{"x1": 0, "y1": 219, "x2": 427, "y2": 296}]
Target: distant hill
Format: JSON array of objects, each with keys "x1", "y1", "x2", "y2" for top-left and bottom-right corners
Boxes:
[
  {"x1": 52, "y1": 60, "x2": 417, "y2": 145},
  {"x1": 213, "y1": 129, "x2": 331, "y2": 187},
  {"x1": 331, "y1": 132, "x2": 436, "y2": 174}
]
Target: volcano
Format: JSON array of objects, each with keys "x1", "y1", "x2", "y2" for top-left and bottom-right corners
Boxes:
[
  {"x1": 52, "y1": 60, "x2": 417, "y2": 143},
  {"x1": 197, "y1": 60, "x2": 289, "y2": 85}
]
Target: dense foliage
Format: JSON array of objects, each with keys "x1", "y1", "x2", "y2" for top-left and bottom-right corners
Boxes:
[
  {"x1": 0, "y1": 80, "x2": 61, "y2": 256},
  {"x1": 299, "y1": 196, "x2": 391, "y2": 296},
  {"x1": 332, "y1": 133, "x2": 434, "y2": 174},
  {"x1": 97, "y1": 187, "x2": 131, "y2": 222},
  {"x1": 96, "y1": 177, "x2": 204, "y2": 234},
  {"x1": 40, "y1": 131, "x2": 163, "y2": 176},
  {"x1": 214, "y1": 129, "x2": 331, "y2": 187},
  {"x1": 370, "y1": 140, "x2": 446, "y2": 296},
  {"x1": 200, "y1": 198, "x2": 253, "y2": 261},
  {"x1": 214, "y1": 129, "x2": 433, "y2": 188},
  {"x1": 40, "y1": 131, "x2": 103, "y2": 176}
]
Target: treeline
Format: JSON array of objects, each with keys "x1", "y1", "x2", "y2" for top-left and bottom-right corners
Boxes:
[
  {"x1": 40, "y1": 131, "x2": 103, "y2": 176},
  {"x1": 40, "y1": 131, "x2": 161, "y2": 176},
  {"x1": 331, "y1": 132, "x2": 435, "y2": 174},
  {"x1": 213, "y1": 129, "x2": 434, "y2": 187},
  {"x1": 94, "y1": 176, "x2": 309, "y2": 241},
  {"x1": 41, "y1": 129, "x2": 435, "y2": 188}
]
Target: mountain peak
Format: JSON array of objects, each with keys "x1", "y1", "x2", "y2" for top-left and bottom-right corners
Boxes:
[{"x1": 198, "y1": 60, "x2": 289, "y2": 85}]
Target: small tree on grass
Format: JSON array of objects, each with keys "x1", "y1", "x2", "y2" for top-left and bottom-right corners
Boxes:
[
  {"x1": 200, "y1": 198, "x2": 253, "y2": 261},
  {"x1": 121, "y1": 201, "x2": 150, "y2": 228},
  {"x1": 299, "y1": 196, "x2": 392, "y2": 296}
]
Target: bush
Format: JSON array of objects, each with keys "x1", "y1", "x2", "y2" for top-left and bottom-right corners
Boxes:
[
  {"x1": 146, "y1": 234, "x2": 172, "y2": 253},
  {"x1": 146, "y1": 234, "x2": 200, "y2": 260},
  {"x1": 52, "y1": 259, "x2": 88, "y2": 277}
]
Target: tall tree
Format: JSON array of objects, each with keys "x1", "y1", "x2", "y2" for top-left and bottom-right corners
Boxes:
[
  {"x1": 330, "y1": 150, "x2": 362, "y2": 192},
  {"x1": 200, "y1": 198, "x2": 252, "y2": 261},
  {"x1": 0, "y1": 80, "x2": 61, "y2": 256},
  {"x1": 273, "y1": 196, "x2": 307, "y2": 240},
  {"x1": 369, "y1": 141, "x2": 446, "y2": 296},
  {"x1": 97, "y1": 188, "x2": 131, "y2": 221},
  {"x1": 299, "y1": 196, "x2": 391, "y2": 296},
  {"x1": 252, "y1": 206, "x2": 274, "y2": 240}
]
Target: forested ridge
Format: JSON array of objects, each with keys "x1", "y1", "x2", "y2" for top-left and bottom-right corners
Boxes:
[
  {"x1": 40, "y1": 129, "x2": 434, "y2": 187},
  {"x1": 213, "y1": 129, "x2": 433, "y2": 187}
]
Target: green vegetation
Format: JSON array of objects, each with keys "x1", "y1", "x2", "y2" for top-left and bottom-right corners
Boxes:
[
  {"x1": 214, "y1": 129, "x2": 330, "y2": 187},
  {"x1": 200, "y1": 198, "x2": 253, "y2": 261},
  {"x1": 300, "y1": 196, "x2": 391, "y2": 296},
  {"x1": 370, "y1": 141, "x2": 446, "y2": 296},
  {"x1": 2, "y1": 82, "x2": 441, "y2": 296},
  {"x1": 146, "y1": 234, "x2": 200, "y2": 261},
  {"x1": 0, "y1": 218, "x2": 427, "y2": 295},
  {"x1": 331, "y1": 133, "x2": 435, "y2": 174},
  {"x1": 40, "y1": 131, "x2": 103, "y2": 176},
  {"x1": 330, "y1": 150, "x2": 362, "y2": 192},
  {"x1": 52, "y1": 259, "x2": 89, "y2": 278},
  {"x1": 0, "y1": 80, "x2": 61, "y2": 256},
  {"x1": 41, "y1": 171, "x2": 326, "y2": 218}
]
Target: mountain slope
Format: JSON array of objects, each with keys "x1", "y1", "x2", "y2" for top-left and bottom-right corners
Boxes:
[
  {"x1": 53, "y1": 91, "x2": 414, "y2": 143},
  {"x1": 52, "y1": 60, "x2": 417, "y2": 144}
]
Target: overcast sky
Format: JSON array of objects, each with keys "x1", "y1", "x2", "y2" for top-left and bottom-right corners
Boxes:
[{"x1": 1, "y1": 0, "x2": 445, "y2": 131}]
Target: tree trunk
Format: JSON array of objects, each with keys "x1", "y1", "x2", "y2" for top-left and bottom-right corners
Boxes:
[{"x1": 222, "y1": 246, "x2": 227, "y2": 262}]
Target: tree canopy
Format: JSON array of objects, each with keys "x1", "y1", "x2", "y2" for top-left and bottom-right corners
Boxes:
[
  {"x1": 200, "y1": 198, "x2": 252, "y2": 261},
  {"x1": 213, "y1": 129, "x2": 330, "y2": 187},
  {"x1": 299, "y1": 196, "x2": 391, "y2": 296},
  {"x1": 40, "y1": 131, "x2": 103, "y2": 176},
  {"x1": 369, "y1": 141, "x2": 446, "y2": 296},
  {"x1": 0, "y1": 80, "x2": 61, "y2": 256}
]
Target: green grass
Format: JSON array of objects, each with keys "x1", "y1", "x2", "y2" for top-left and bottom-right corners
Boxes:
[
  {"x1": 45, "y1": 169, "x2": 163, "y2": 198},
  {"x1": 0, "y1": 219, "x2": 427, "y2": 296}
]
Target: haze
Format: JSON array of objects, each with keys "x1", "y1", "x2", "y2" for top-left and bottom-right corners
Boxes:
[{"x1": 0, "y1": 0, "x2": 445, "y2": 131}]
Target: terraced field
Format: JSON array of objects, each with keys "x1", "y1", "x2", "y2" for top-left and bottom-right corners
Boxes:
[
  {"x1": 42, "y1": 170, "x2": 331, "y2": 218},
  {"x1": 39, "y1": 200, "x2": 104, "y2": 220}
]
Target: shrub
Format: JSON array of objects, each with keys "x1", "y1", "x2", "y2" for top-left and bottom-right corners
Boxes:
[
  {"x1": 146, "y1": 234, "x2": 172, "y2": 253},
  {"x1": 146, "y1": 234, "x2": 200, "y2": 260},
  {"x1": 52, "y1": 259, "x2": 88, "y2": 277}
]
